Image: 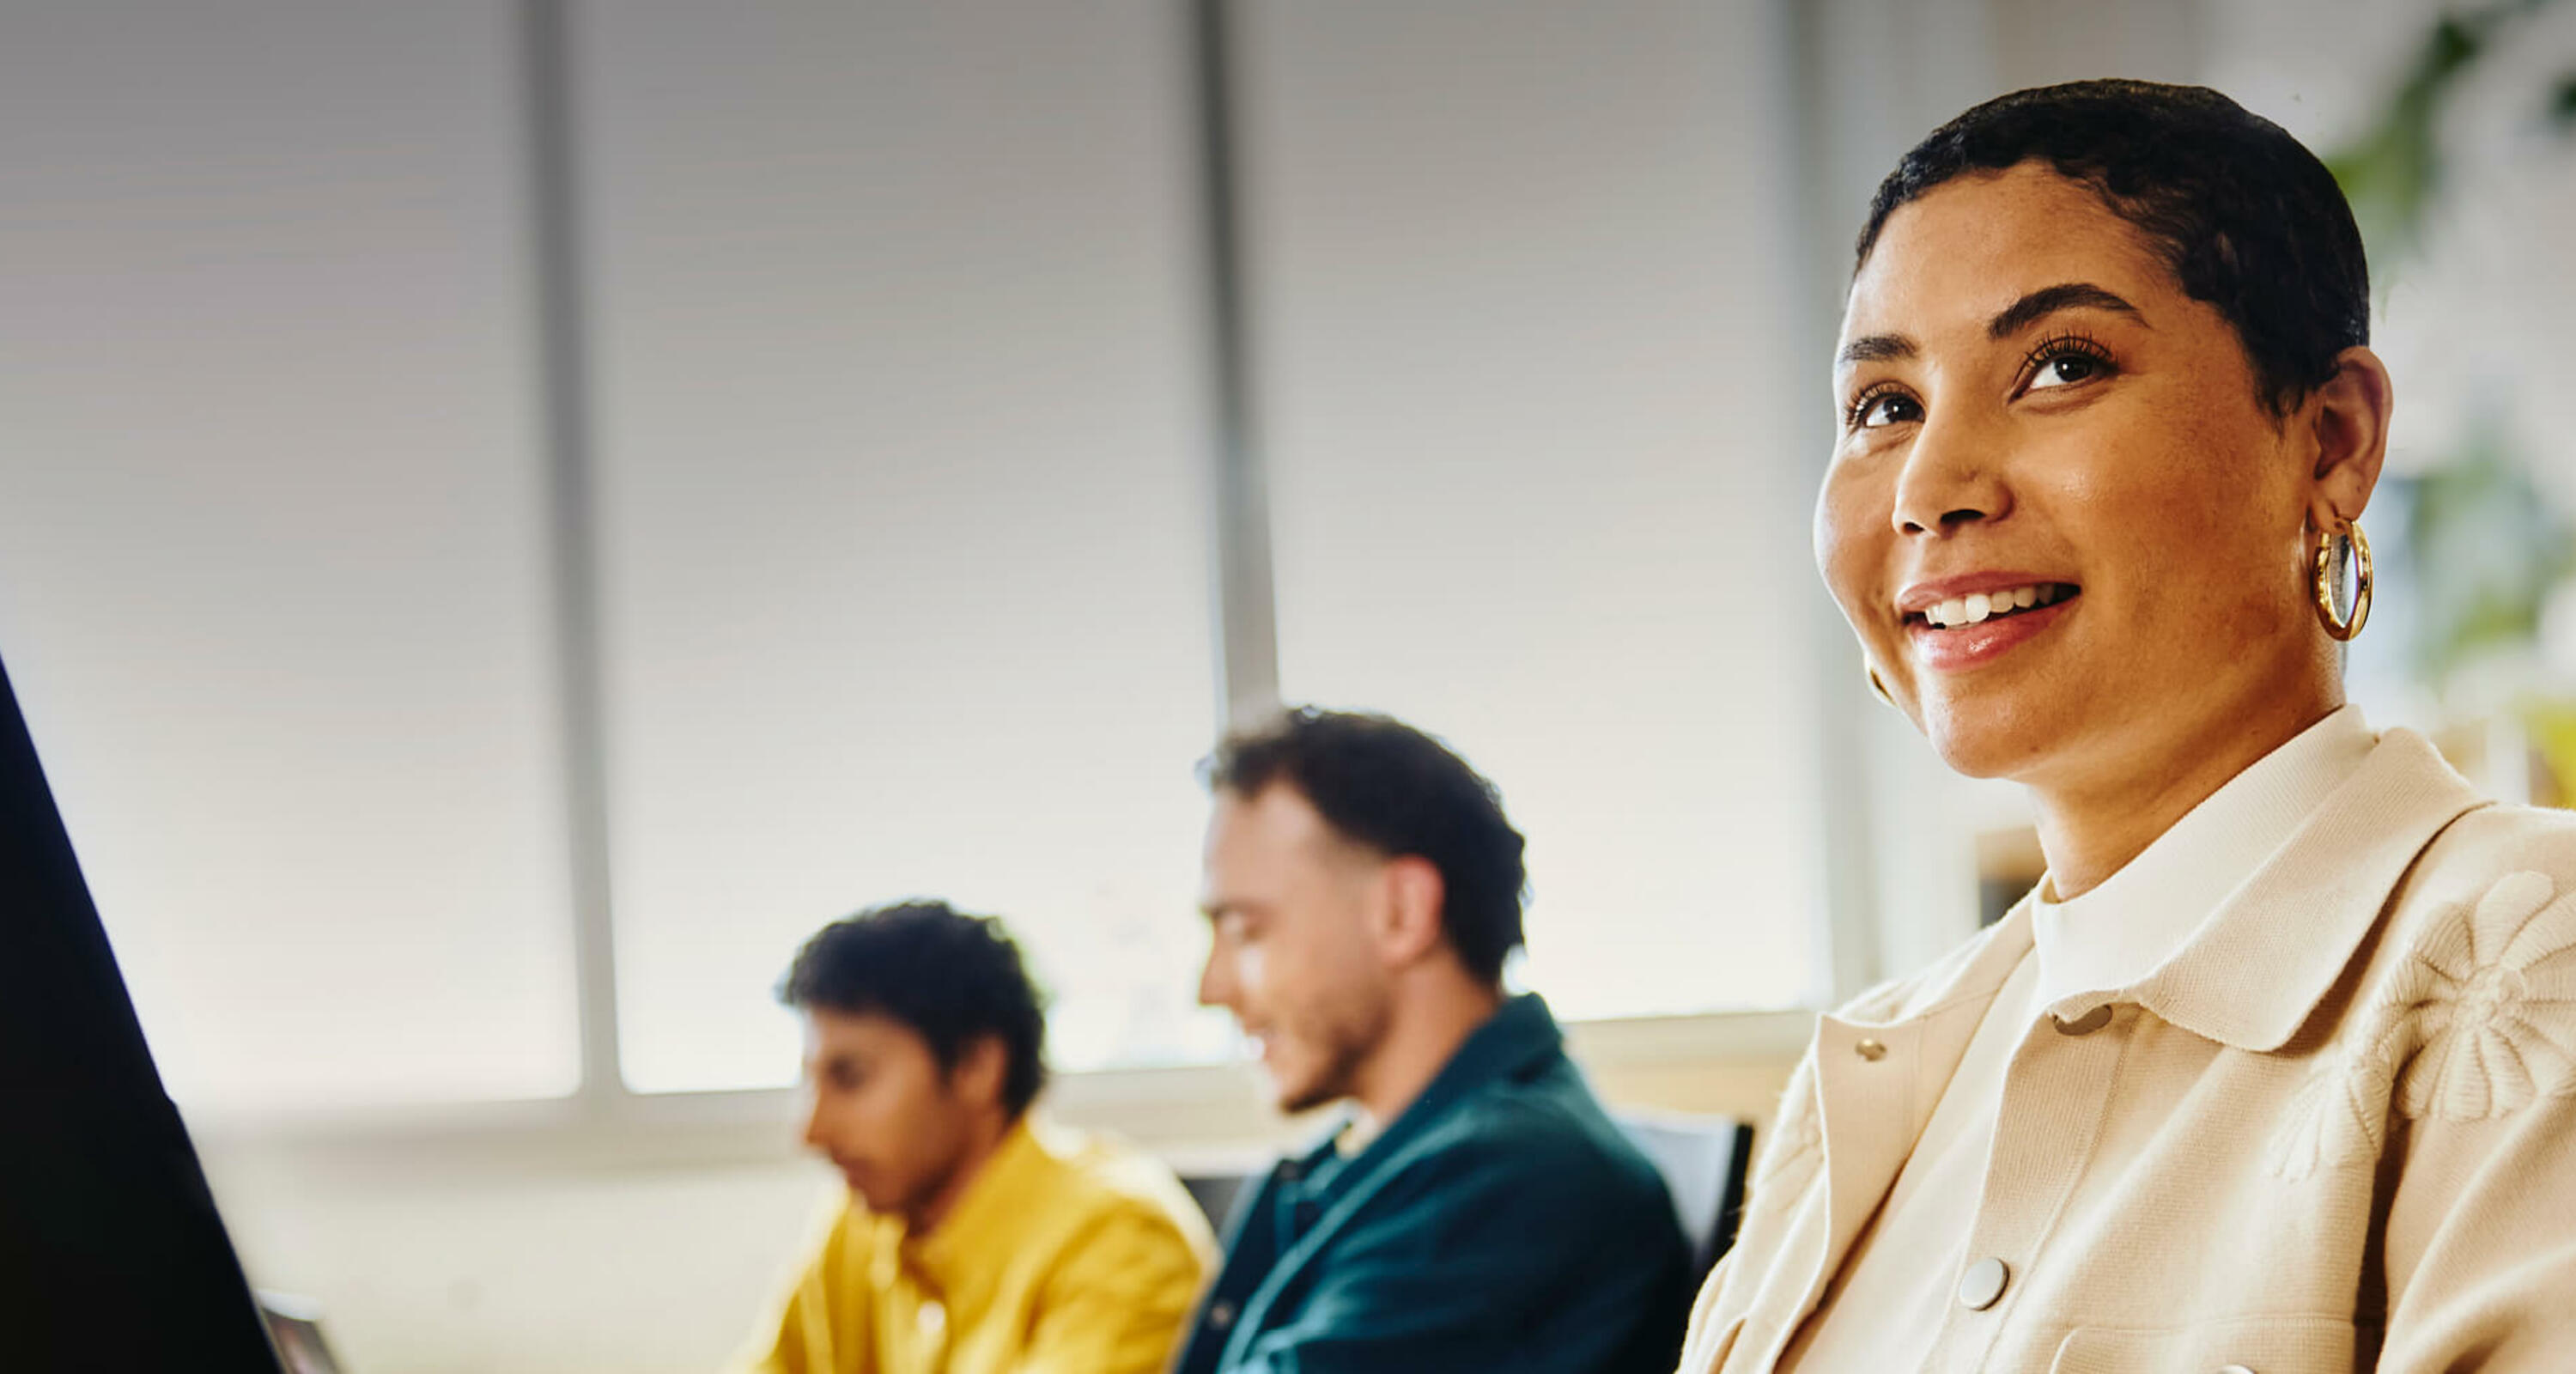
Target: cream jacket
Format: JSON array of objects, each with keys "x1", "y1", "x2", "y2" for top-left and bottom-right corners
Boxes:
[{"x1": 1682, "y1": 729, "x2": 2576, "y2": 1372}]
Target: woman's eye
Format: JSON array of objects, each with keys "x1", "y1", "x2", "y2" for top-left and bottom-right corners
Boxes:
[
  {"x1": 1853, "y1": 392, "x2": 1922, "y2": 429},
  {"x1": 2027, "y1": 351, "x2": 2107, "y2": 391}
]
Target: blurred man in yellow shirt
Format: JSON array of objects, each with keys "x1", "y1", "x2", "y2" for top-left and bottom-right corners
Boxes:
[{"x1": 735, "y1": 901, "x2": 1215, "y2": 1374}]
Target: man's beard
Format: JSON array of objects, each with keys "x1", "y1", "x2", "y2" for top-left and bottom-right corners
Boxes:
[{"x1": 1273, "y1": 989, "x2": 1391, "y2": 1115}]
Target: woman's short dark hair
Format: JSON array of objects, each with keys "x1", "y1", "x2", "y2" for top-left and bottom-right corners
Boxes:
[
  {"x1": 1856, "y1": 79, "x2": 2369, "y2": 416},
  {"x1": 778, "y1": 899, "x2": 1048, "y2": 1117},
  {"x1": 1204, "y1": 707, "x2": 1528, "y2": 984}
]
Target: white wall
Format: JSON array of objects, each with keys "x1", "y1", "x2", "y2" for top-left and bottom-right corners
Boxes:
[{"x1": 204, "y1": 1138, "x2": 827, "y2": 1374}]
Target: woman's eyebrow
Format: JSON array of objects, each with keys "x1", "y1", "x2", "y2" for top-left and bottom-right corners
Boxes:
[
  {"x1": 1836, "y1": 282, "x2": 2142, "y2": 369},
  {"x1": 1987, "y1": 282, "x2": 2142, "y2": 339},
  {"x1": 1837, "y1": 333, "x2": 1916, "y2": 368}
]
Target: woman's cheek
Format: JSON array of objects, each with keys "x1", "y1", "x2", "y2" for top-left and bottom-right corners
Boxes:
[{"x1": 1816, "y1": 469, "x2": 1885, "y2": 633}]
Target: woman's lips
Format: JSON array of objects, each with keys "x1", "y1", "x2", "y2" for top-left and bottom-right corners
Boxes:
[{"x1": 1905, "y1": 594, "x2": 2076, "y2": 671}]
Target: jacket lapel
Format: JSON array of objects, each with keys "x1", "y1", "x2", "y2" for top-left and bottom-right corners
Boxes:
[
  {"x1": 1213, "y1": 996, "x2": 1569, "y2": 1365},
  {"x1": 2125, "y1": 728, "x2": 2488, "y2": 1050},
  {"x1": 1735, "y1": 915, "x2": 2032, "y2": 1368}
]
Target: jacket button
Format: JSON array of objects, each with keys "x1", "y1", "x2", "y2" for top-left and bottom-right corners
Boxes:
[
  {"x1": 1956, "y1": 1256, "x2": 2009, "y2": 1310},
  {"x1": 1854, "y1": 1037, "x2": 1888, "y2": 1061},
  {"x1": 2051, "y1": 1003, "x2": 2114, "y2": 1036},
  {"x1": 1207, "y1": 1299, "x2": 1237, "y2": 1330}
]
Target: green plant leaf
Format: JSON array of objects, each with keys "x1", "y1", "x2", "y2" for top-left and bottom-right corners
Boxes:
[
  {"x1": 2326, "y1": 0, "x2": 2575, "y2": 265},
  {"x1": 2407, "y1": 427, "x2": 2576, "y2": 687}
]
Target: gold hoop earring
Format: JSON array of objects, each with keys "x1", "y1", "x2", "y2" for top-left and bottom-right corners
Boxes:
[
  {"x1": 2312, "y1": 520, "x2": 2372, "y2": 641},
  {"x1": 1865, "y1": 659, "x2": 1895, "y2": 707}
]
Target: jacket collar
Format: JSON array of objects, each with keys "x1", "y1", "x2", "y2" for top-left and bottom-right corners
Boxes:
[
  {"x1": 1835, "y1": 896, "x2": 2038, "y2": 1034},
  {"x1": 2118, "y1": 727, "x2": 2488, "y2": 1052},
  {"x1": 1295, "y1": 993, "x2": 1564, "y2": 1189},
  {"x1": 2030, "y1": 704, "x2": 2377, "y2": 1009},
  {"x1": 1838, "y1": 728, "x2": 2489, "y2": 1054}
]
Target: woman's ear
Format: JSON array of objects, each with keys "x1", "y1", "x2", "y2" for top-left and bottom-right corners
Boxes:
[{"x1": 2304, "y1": 345, "x2": 2393, "y2": 531}]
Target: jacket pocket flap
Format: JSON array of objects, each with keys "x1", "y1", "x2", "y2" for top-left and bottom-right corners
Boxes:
[{"x1": 2050, "y1": 1316, "x2": 2357, "y2": 1374}]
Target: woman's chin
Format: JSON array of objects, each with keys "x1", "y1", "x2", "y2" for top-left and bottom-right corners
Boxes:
[{"x1": 1921, "y1": 701, "x2": 2067, "y2": 781}]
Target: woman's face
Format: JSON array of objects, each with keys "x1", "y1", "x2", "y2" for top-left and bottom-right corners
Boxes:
[{"x1": 1820, "y1": 162, "x2": 2330, "y2": 788}]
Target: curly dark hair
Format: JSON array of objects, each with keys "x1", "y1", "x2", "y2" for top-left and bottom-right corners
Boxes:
[
  {"x1": 1856, "y1": 79, "x2": 2369, "y2": 416},
  {"x1": 1204, "y1": 707, "x2": 1528, "y2": 984},
  {"x1": 777, "y1": 899, "x2": 1048, "y2": 1117}
]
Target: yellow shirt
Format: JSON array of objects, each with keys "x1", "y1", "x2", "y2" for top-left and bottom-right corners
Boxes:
[{"x1": 736, "y1": 1116, "x2": 1216, "y2": 1374}]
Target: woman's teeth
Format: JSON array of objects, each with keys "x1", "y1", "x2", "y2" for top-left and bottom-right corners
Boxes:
[{"x1": 1922, "y1": 583, "x2": 2067, "y2": 629}]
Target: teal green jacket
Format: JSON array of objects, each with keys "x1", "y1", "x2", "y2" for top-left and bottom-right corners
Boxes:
[{"x1": 1173, "y1": 995, "x2": 1692, "y2": 1374}]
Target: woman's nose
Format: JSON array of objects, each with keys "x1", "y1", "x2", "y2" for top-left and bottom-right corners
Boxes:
[{"x1": 1891, "y1": 408, "x2": 2013, "y2": 537}]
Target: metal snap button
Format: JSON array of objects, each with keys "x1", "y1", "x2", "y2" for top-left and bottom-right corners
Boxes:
[
  {"x1": 1207, "y1": 1299, "x2": 1237, "y2": 1330},
  {"x1": 2050, "y1": 1003, "x2": 2114, "y2": 1036},
  {"x1": 1957, "y1": 1256, "x2": 2009, "y2": 1310},
  {"x1": 1854, "y1": 1037, "x2": 1888, "y2": 1061}
]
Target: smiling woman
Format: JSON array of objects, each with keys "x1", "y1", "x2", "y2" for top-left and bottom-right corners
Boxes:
[
  {"x1": 1680, "y1": 81, "x2": 2576, "y2": 1374},
  {"x1": 1823, "y1": 158, "x2": 2385, "y2": 883}
]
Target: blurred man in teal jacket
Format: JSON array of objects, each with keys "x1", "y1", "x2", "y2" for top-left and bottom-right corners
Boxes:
[{"x1": 1176, "y1": 708, "x2": 1691, "y2": 1374}]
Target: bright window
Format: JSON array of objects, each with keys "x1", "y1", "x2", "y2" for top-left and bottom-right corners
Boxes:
[
  {"x1": 577, "y1": 3, "x2": 1233, "y2": 1092},
  {"x1": 1245, "y1": 0, "x2": 1826, "y2": 1017},
  {"x1": 0, "y1": 2, "x2": 580, "y2": 1110}
]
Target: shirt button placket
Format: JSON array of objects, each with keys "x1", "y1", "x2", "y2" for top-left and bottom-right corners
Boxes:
[{"x1": 1940, "y1": 1002, "x2": 2131, "y2": 1369}]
